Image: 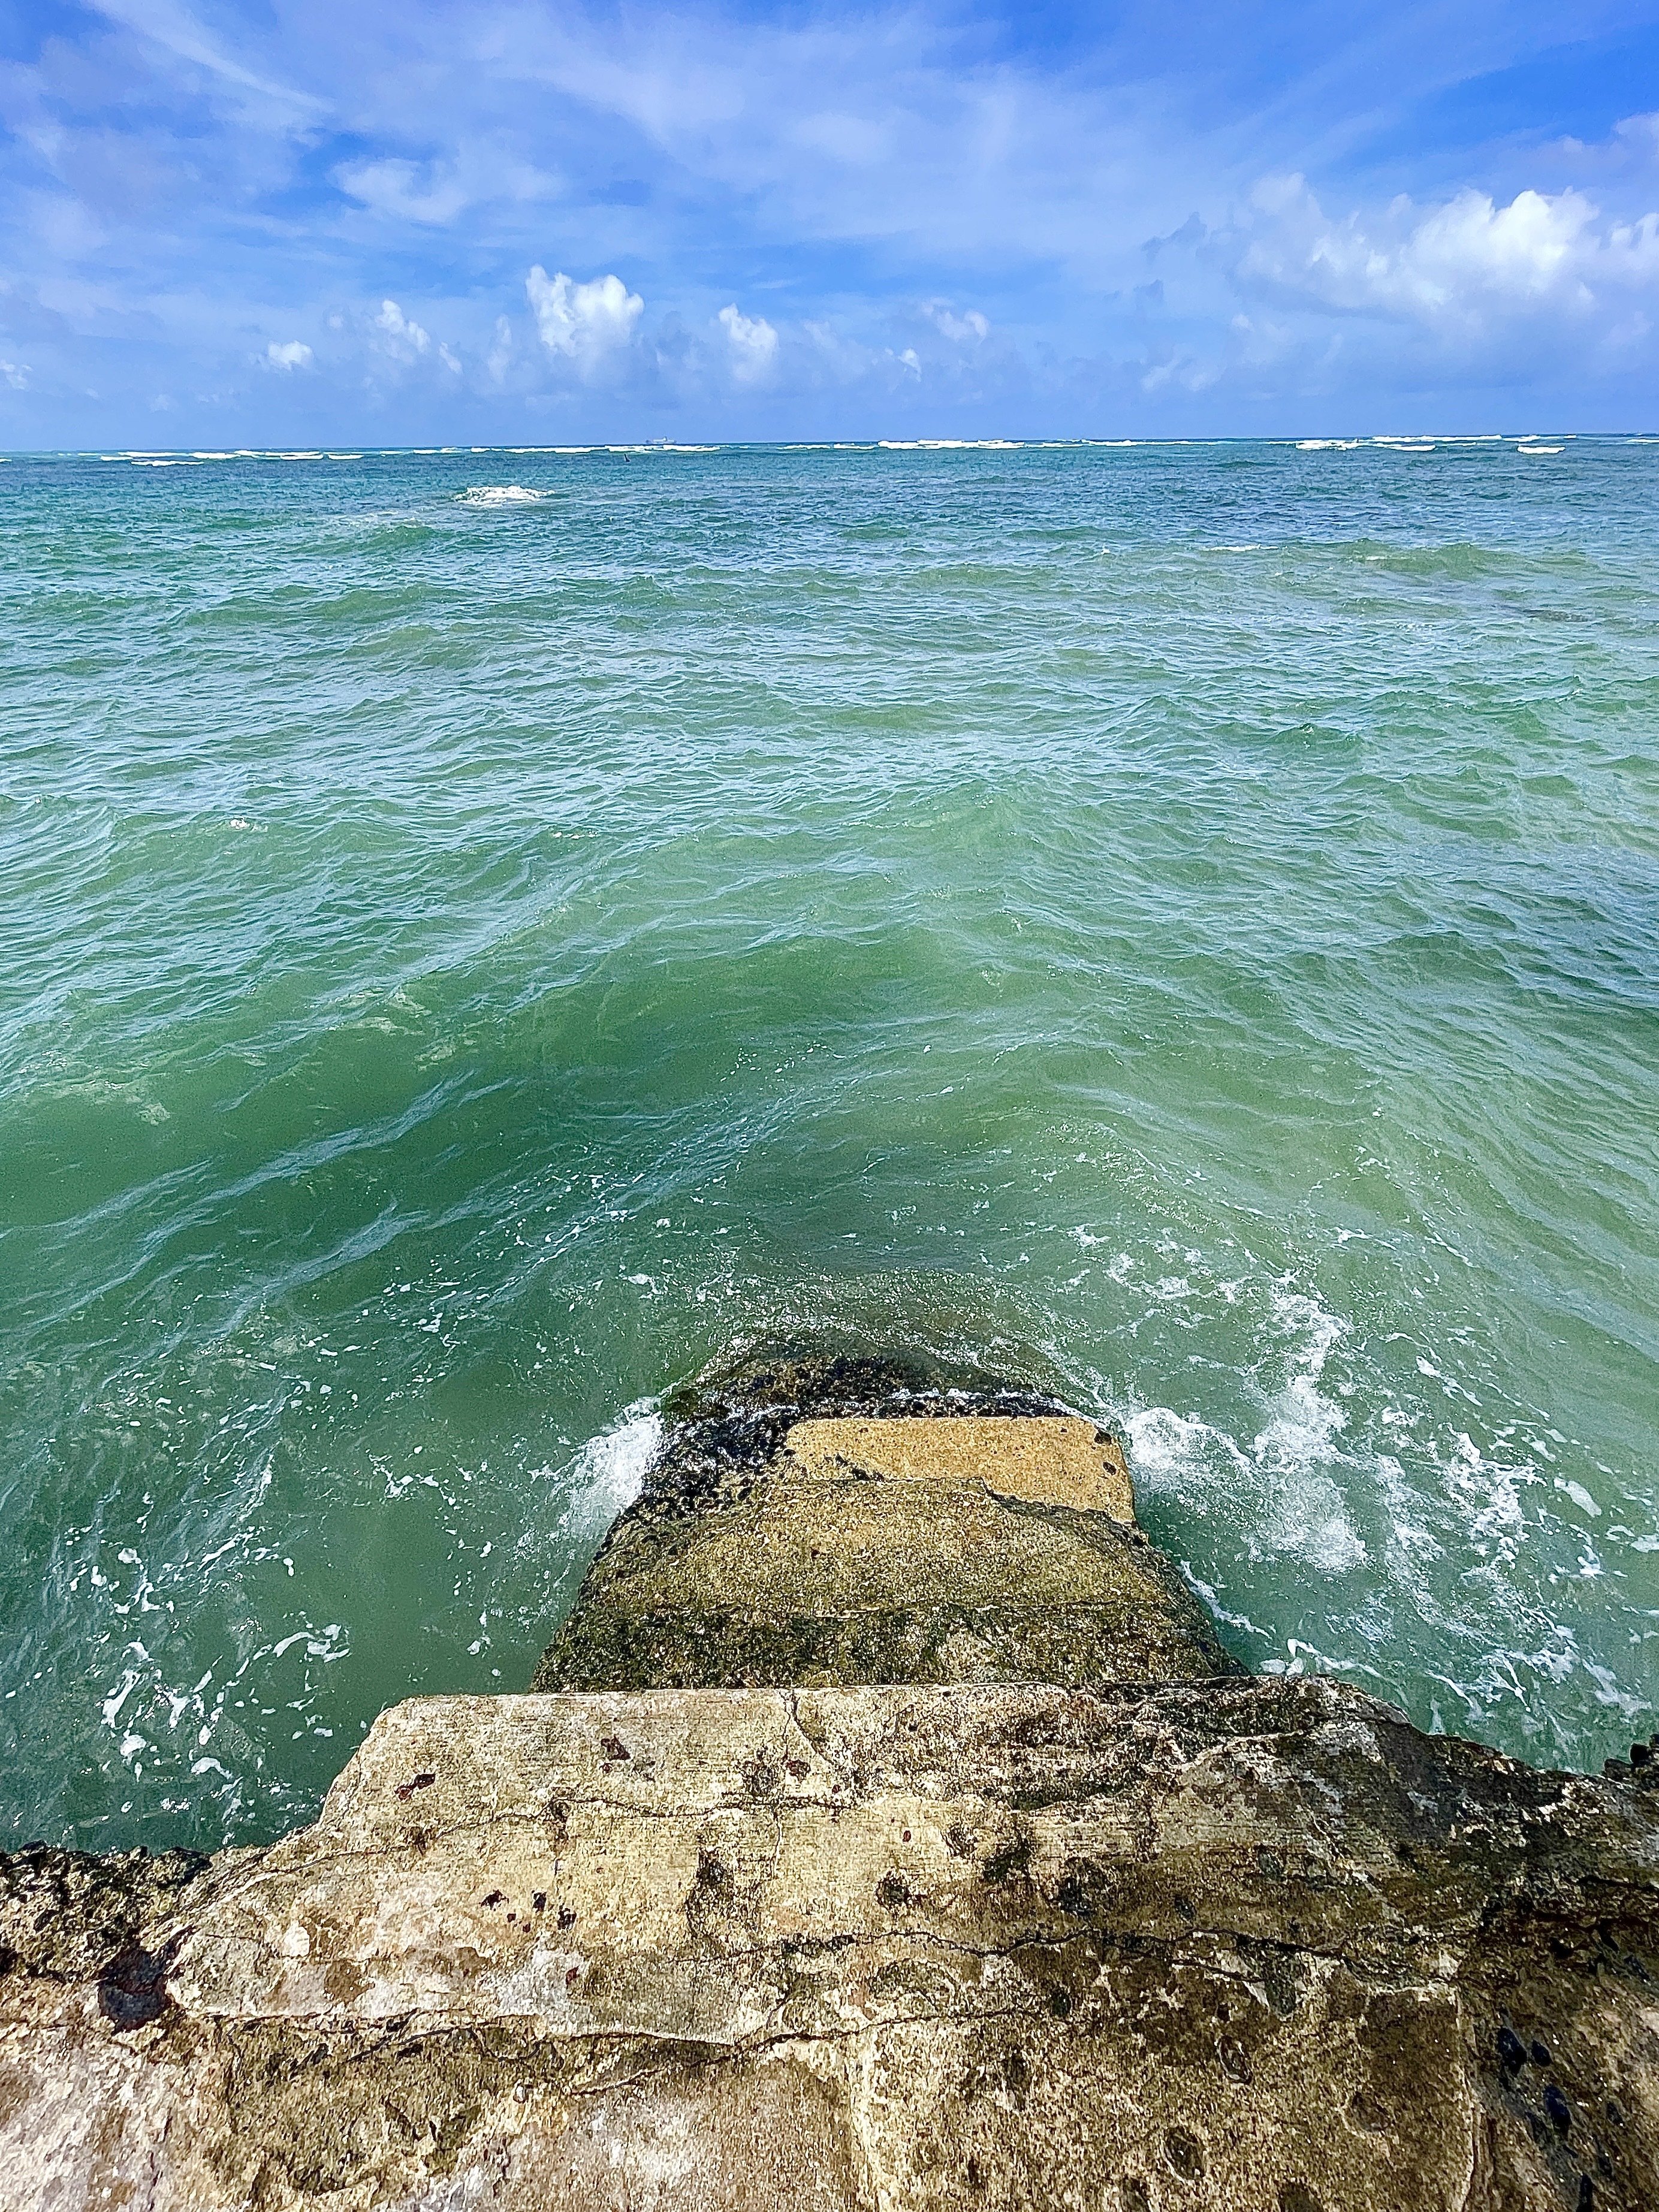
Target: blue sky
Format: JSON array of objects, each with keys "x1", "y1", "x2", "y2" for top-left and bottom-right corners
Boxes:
[{"x1": 2, "y1": 1, "x2": 1658, "y2": 442}]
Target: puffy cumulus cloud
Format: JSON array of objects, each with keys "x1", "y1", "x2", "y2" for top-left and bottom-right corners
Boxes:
[
  {"x1": 526, "y1": 267, "x2": 643, "y2": 372},
  {"x1": 375, "y1": 298, "x2": 432, "y2": 357},
  {"x1": 265, "y1": 339, "x2": 312, "y2": 370},
  {"x1": 717, "y1": 302, "x2": 777, "y2": 384},
  {"x1": 922, "y1": 303, "x2": 988, "y2": 343},
  {"x1": 1139, "y1": 347, "x2": 1223, "y2": 396},
  {"x1": 1236, "y1": 176, "x2": 1659, "y2": 333},
  {"x1": 1554, "y1": 109, "x2": 1659, "y2": 177},
  {"x1": 797, "y1": 319, "x2": 978, "y2": 394}
]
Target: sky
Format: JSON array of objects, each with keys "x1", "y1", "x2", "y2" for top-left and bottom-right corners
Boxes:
[{"x1": 2, "y1": 0, "x2": 1658, "y2": 443}]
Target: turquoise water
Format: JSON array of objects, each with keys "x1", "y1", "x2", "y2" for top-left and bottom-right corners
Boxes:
[{"x1": 2, "y1": 437, "x2": 1657, "y2": 1849}]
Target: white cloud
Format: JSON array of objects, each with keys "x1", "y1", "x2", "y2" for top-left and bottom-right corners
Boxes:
[
  {"x1": 333, "y1": 150, "x2": 559, "y2": 228},
  {"x1": 717, "y1": 302, "x2": 777, "y2": 384},
  {"x1": 794, "y1": 110, "x2": 890, "y2": 166},
  {"x1": 17, "y1": 9, "x2": 1659, "y2": 432},
  {"x1": 337, "y1": 158, "x2": 473, "y2": 227},
  {"x1": 923, "y1": 303, "x2": 988, "y2": 343},
  {"x1": 1555, "y1": 110, "x2": 1659, "y2": 174},
  {"x1": 1141, "y1": 348, "x2": 1221, "y2": 394},
  {"x1": 438, "y1": 342, "x2": 461, "y2": 373},
  {"x1": 375, "y1": 298, "x2": 431, "y2": 357},
  {"x1": 91, "y1": 0, "x2": 319, "y2": 114},
  {"x1": 1238, "y1": 176, "x2": 1659, "y2": 332},
  {"x1": 526, "y1": 267, "x2": 643, "y2": 371}
]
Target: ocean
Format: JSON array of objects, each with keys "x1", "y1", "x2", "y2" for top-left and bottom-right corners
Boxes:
[{"x1": 2, "y1": 436, "x2": 1655, "y2": 1850}]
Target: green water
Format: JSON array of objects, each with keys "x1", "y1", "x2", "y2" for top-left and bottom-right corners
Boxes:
[{"x1": 2, "y1": 439, "x2": 1657, "y2": 1848}]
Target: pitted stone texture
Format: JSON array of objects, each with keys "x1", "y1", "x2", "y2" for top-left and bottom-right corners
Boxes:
[
  {"x1": 2, "y1": 1679, "x2": 1656, "y2": 2210},
  {"x1": 783, "y1": 1415, "x2": 1135, "y2": 1519},
  {"x1": 535, "y1": 1416, "x2": 1229, "y2": 1692}
]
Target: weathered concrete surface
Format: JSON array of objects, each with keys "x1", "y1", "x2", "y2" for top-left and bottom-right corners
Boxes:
[
  {"x1": 783, "y1": 1416, "x2": 1136, "y2": 1519},
  {"x1": 2, "y1": 1368, "x2": 1656, "y2": 2210},
  {"x1": 535, "y1": 1411, "x2": 1232, "y2": 1693},
  {"x1": 3, "y1": 1679, "x2": 1658, "y2": 2209}
]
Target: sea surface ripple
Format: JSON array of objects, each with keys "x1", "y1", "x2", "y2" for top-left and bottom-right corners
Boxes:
[{"x1": 2, "y1": 438, "x2": 1657, "y2": 1846}]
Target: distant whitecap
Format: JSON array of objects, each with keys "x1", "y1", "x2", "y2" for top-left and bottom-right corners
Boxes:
[{"x1": 456, "y1": 484, "x2": 556, "y2": 505}]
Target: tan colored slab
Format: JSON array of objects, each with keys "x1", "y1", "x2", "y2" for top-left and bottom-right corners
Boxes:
[{"x1": 783, "y1": 1415, "x2": 1134, "y2": 1519}]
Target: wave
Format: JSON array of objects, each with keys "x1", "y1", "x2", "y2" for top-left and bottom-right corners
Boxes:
[
  {"x1": 456, "y1": 484, "x2": 557, "y2": 506},
  {"x1": 530, "y1": 1405, "x2": 662, "y2": 1552},
  {"x1": 1126, "y1": 1287, "x2": 1367, "y2": 1579}
]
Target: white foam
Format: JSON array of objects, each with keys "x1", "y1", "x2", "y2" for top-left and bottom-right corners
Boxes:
[
  {"x1": 456, "y1": 484, "x2": 556, "y2": 506},
  {"x1": 1126, "y1": 1287, "x2": 1367, "y2": 1574},
  {"x1": 875, "y1": 436, "x2": 1022, "y2": 449},
  {"x1": 533, "y1": 1405, "x2": 662, "y2": 1549},
  {"x1": 1254, "y1": 1293, "x2": 1367, "y2": 1571}
]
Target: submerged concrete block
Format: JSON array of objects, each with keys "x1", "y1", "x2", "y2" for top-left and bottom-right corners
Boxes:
[{"x1": 535, "y1": 1413, "x2": 1234, "y2": 1691}]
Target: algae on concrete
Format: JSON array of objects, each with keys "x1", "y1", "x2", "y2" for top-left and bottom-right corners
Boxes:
[
  {"x1": 5, "y1": 1677, "x2": 1658, "y2": 2209},
  {"x1": 535, "y1": 1360, "x2": 1235, "y2": 1693},
  {"x1": 2, "y1": 1350, "x2": 1656, "y2": 2211}
]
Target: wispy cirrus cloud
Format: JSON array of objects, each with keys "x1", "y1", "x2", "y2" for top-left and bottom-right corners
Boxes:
[{"x1": 86, "y1": 0, "x2": 323, "y2": 113}]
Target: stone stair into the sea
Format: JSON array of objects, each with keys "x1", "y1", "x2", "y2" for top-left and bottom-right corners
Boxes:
[
  {"x1": 535, "y1": 1399, "x2": 1239, "y2": 1693},
  {"x1": 2, "y1": 1353, "x2": 1656, "y2": 2210}
]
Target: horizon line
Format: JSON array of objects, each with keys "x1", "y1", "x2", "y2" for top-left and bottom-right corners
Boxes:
[{"x1": 5, "y1": 430, "x2": 1655, "y2": 461}]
